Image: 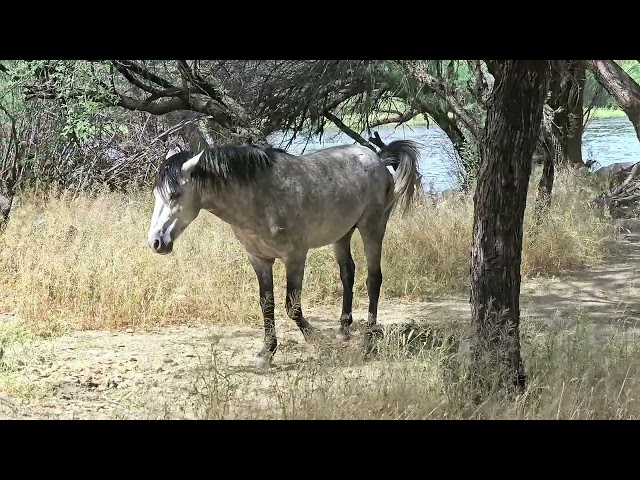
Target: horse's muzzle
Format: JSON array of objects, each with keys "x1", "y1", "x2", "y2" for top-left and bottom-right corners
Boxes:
[{"x1": 149, "y1": 237, "x2": 173, "y2": 255}]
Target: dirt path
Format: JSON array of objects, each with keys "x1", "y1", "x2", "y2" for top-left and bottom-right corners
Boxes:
[{"x1": 1, "y1": 231, "x2": 639, "y2": 419}]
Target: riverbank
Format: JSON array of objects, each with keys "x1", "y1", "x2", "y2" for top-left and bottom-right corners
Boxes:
[
  {"x1": 328, "y1": 107, "x2": 628, "y2": 130},
  {"x1": 590, "y1": 107, "x2": 627, "y2": 120}
]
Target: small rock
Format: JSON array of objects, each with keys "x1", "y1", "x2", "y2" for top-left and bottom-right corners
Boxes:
[
  {"x1": 163, "y1": 358, "x2": 174, "y2": 364},
  {"x1": 129, "y1": 357, "x2": 137, "y2": 362},
  {"x1": 185, "y1": 354, "x2": 196, "y2": 358},
  {"x1": 85, "y1": 378, "x2": 99, "y2": 389},
  {"x1": 125, "y1": 328, "x2": 133, "y2": 334}
]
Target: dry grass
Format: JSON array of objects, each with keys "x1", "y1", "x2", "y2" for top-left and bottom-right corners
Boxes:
[
  {"x1": 170, "y1": 315, "x2": 640, "y2": 420},
  {"x1": 0, "y1": 167, "x2": 611, "y2": 334}
]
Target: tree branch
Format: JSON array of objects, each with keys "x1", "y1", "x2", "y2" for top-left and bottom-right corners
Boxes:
[
  {"x1": 587, "y1": 59, "x2": 640, "y2": 142},
  {"x1": 323, "y1": 112, "x2": 378, "y2": 152},
  {"x1": 177, "y1": 60, "x2": 226, "y2": 105},
  {"x1": 467, "y1": 60, "x2": 490, "y2": 106},
  {"x1": 112, "y1": 61, "x2": 165, "y2": 95},
  {"x1": 368, "y1": 109, "x2": 420, "y2": 129},
  {"x1": 114, "y1": 60, "x2": 174, "y2": 89},
  {"x1": 397, "y1": 60, "x2": 483, "y2": 140}
]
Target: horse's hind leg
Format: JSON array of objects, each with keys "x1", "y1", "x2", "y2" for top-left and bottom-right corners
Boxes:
[
  {"x1": 332, "y1": 228, "x2": 356, "y2": 340},
  {"x1": 357, "y1": 218, "x2": 389, "y2": 350},
  {"x1": 248, "y1": 254, "x2": 277, "y2": 369},
  {"x1": 283, "y1": 252, "x2": 319, "y2": 341}
]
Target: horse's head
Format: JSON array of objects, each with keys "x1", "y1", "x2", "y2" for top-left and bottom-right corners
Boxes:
[{"x1": 147, "y1": 147, "x2": 204, "y2": 254}]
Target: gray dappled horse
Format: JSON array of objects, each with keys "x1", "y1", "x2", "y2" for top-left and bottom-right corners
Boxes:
[{"x1": 147, "y1": 140, "x2": 422, "y2": 369}]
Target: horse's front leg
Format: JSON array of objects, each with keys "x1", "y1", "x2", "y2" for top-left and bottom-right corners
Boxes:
[
  {"x1": 283, "y1": 252, "x2": 319, "y2": 342},
  {"x1": 248, "y1": 254, "x2": 277, "y2": 369}
]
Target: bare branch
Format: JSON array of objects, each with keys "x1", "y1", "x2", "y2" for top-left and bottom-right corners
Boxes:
[
  {"x1": 368, "y1": 131, "x2": 386, "y2": 149},
  {"x1": 323, "y1": 112, "x2": 378, "y2": 152},
  {"x1": 112, "y1": 61, "x2": 165, "y2": 95},
  {"x1": 114, "y1": 60, "x2": 174, "y2": 89},
  {"x1": 368, "y1": 109, "x2": 420, "y2": 129}
]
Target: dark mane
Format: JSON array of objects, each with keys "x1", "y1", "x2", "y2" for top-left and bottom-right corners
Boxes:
[{"x1": 155, "y1": 144, "x2": 285, "y2": 202}]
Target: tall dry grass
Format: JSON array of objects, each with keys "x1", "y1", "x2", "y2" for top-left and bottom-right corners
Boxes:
[{"x1": 0, "y1": 167, "x2": 611, "y2": 334}]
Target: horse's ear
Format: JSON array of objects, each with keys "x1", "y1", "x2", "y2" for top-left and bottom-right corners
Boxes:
[
  {"x1": 165, "y1": 146, "x2": 182, "y2": 160},
  {"x1": 181, "y1": 150, "x2": 204, "y2": 176}
]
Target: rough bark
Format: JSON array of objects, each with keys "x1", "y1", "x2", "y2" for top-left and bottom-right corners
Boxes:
[
  {"x1": 544, "y1": 61, "x2": 586, "y2": 168},
  {"x1": 535, "y1": 61, "x2": 586, "y2": 211},
  {"x1": 470, "y1": 60, "x2": 548, "y2": 395},
  {"x1": 587, "y1": 60, "x2": 640, "y2": 143},
  {"x1": 535, "y1": 104, "x2": 558, "y2": 211},
  {"x1": 536, "y1": 142, "x2": 555, "y2": 212},
  {"x1": 566, "y1": 61, "x2": 586, "y2": 165}
]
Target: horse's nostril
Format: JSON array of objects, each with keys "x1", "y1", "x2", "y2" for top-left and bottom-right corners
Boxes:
[{"x1": 153, "y1": 239, "x2": 161, "y2": 251}]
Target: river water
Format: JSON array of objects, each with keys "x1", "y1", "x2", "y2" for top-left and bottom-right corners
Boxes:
[{"x1": 268, "y1": 117, "x2": 640, "y2": 192}]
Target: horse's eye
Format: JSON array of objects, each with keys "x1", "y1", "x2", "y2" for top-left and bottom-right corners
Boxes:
[{"x1": 169, "y1": 192, "x2": 180, "y2": 201}]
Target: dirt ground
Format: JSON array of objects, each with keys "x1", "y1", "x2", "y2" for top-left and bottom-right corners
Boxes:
[{"x1": 1, "y1": 230, "x2": 639, "y2": 420}]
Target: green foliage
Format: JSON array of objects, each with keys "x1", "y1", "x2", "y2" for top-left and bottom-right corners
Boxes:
[{"x1": 1, "y1": 60, "x2": 121, "y2": 144}]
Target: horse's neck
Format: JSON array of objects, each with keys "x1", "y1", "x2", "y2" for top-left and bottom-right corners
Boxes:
[{"x1": 200, "y1": 186, "x2": 254, "y2": 229}]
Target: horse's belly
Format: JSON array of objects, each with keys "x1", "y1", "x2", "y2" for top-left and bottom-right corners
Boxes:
[{"x1": 303, "y1": 211, "x2": 363, "y2": 249}]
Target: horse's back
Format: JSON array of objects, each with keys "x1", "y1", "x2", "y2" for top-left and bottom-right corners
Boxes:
[
  {"x1": 300, "y1": 144, "x2": 383, "y2": 169},
  {"x1": 255, "y1": 144, "x2": 392, "y2": 249}
]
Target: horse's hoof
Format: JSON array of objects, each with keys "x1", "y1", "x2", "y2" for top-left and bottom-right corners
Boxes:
[{"x1": 254, "y1": 354, "x2": 272, "y2": 371}]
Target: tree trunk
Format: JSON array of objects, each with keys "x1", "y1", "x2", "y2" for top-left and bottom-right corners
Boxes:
[
  {"x1": 535, "y1": 61, "x2": 586, "y2": 212},
  {"x1": 566, "y1": 61, "x2": 586, "y2": 165},
  {"x1": 536, "y1": 150, "x2": 555, "y2": 211},
  {"x1": 0, "y1": 191, "x2": 13, "y2": 229},
  {"x1": 470, "y1": 60, "x2": 548, "y2": 395},
  {"x1": 545, "y1": 61, "x2": 586, "y2": 168},
  {"x1": 587, "y1": 60, "x2": 640, "y2": 143}
]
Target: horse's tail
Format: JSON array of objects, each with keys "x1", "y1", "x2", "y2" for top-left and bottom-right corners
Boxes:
[{"x1": 379, "y1": 140, "x2": 422, "y2": 216}]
